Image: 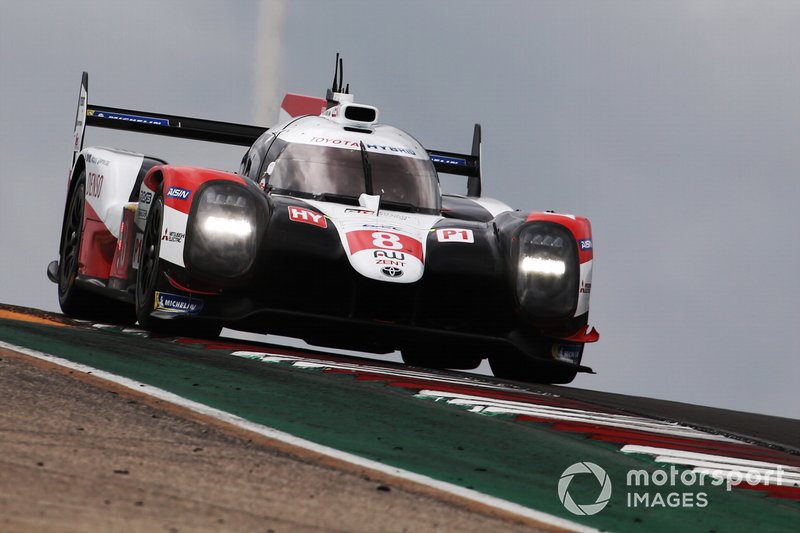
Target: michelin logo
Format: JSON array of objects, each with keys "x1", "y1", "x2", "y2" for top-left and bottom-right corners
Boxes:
[{"x1": 155, "y1": 292, "x2": 203, "y2": 315}]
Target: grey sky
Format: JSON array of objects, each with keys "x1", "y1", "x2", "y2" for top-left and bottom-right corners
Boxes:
[{"x1": 1, "y1": 1, "x2": 798, "y2": 418}]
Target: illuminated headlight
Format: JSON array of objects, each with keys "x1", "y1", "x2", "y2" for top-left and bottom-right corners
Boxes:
[
  {"x1": 520, "y1": 256, "x2": 566, "y2": 276},
  {"x1": 516, "y1": 223, "x2": 578, "y2": 317},
  {"x1": 188, "y1": 183, "x2": 258, "y2": 279},
  {"x1": 202, "y1": 216, "x2": 253, "y2": 238}
]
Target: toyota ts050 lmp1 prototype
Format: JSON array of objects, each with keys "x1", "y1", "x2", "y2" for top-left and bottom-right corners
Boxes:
[{"x1": 48, "y1": 61, "x2": 599, "y2": 383}]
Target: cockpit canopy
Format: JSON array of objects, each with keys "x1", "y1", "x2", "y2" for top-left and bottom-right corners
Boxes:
[{"x1": 265, "y1": 143, "x2": 441, "y2": 213}]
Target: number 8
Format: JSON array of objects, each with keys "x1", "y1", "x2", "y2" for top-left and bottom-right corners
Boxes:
[{"x1": 372, "y1": 232, "x2": 402, "y2": 250}]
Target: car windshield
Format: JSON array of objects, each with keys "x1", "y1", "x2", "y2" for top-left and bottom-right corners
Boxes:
[{"x1": 265, "y1": 144, "x2": 441, "y2": 213}]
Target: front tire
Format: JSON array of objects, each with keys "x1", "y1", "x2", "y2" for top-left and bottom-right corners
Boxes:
[
  {"x1": 489, "y1": 340, "x2": 583, "y2": 384},
  {"x1": 134, "y1": 187, "x2": 164, "y2": 330},
  {"x1": 401, "y1": 343, "x2": 482, "y2": 370},
  {"x1": 134, "y1": 186, "x2": 221, "y2": 339}
]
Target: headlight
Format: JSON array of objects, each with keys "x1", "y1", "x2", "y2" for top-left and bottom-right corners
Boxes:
[
  {"x1": 187, "y1": 183, "x2": 258, "y2": 279},
  {"x1": 202, "y1": 216, "x2": 253, "y2": 237},
  {"x1": 516, "y1": 222, "x2": 578, "y2": 317}
]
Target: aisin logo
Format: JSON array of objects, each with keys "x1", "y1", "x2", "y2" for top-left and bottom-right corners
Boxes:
[{"x1": 558, "y1": 462, "x2": 612, "y2": 515}]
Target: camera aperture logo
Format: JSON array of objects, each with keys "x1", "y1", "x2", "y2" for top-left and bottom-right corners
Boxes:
[
  {"x1": 558, "y1": 462, "x2": 612, "y2": 515},
  {"x1": 558, "y1": 461, "x2": 786, "y2": 515}
]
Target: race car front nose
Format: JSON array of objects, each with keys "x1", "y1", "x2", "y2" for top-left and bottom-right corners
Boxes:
[
  {"x1": 515, "y1": 222, "x2": 579, "y2": 318},
  {"x1": 187, "y1": 183, "x2": 259, "y2": 279}
]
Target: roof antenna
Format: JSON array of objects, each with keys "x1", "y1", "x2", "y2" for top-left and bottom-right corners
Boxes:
[
  {"x1": 326, "y1": 53, "x2": 353, "y2": 108},
  {"x1": 331, "y1": 53, "x2": 339, "y2": 93}
]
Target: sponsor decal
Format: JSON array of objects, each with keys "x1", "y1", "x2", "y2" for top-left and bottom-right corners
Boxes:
[
  {"x1": 132, "y1": 234, "x2": 143, "y2": 269},
  {"x1": 580, "y1": 281, "x2": 592, "y2": 294},
  {"x1": 162, "y1": 228, "x2": 185, "y2": 243},
  {"x1": 288, "y1": 206, "x2": 327, "y2": 228},
  {"x1": 579, "y1": 239, "x2": 593, "y2": 250},
  {"x1": 166, "y1": 186, "x2": 192, "y2": 200},
  {"x1": 429, "y1": 154, "x2": 467, "y2": 167},
  {"x1": 373, "y1": 250, "x2": 406, "y2": 260},
  {"x1": 345, "y1": 208, "x2": 375, "y2": 215},
  {"x1": 155, "y1": 291, "x2": 203, "y2": 314},
  {"x1": 89, "y1": 109, "x2": 169, "y2": 126},
  {"x1": 308, "y1": 137, "x2": 417, "y2": 156},
  {"x1": 362, "y1": 223, "x2": 403, "y2": 231},
  {"x1": 139, "y1": 191, "x2": 153, "y2": 205},
  {"x1": 347, "y1": 230, "x2": 424, "y2": 262},
  {"x1": 136, "y1": 208, "x2": 149, "y2": 221},
  {"x1": 378, "y1": 211, "x2": 411, "y2": 222},
  {"x1": 375, "y1": 259, "x2": 405, "y2": 267},
  {"x1": 436, "y1": 228, "x2": 474, "y2": 243},
  {"x1": 381, "y1": 266, "x2": 404, "y2": 278},
  {"x1": 87, "y1": 172, "x2": 103, "y2": 198},
  {"x1": 87, "y1": 154, "x2": 110, "y2": 166},
  {"x1": 552, "y1": 343, "x2": 582, "y2": 365}
]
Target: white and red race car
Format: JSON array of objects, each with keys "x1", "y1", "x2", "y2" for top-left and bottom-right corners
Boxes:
[{"x1": 48, "y1": 59, "x2": 598, "y2": 383}]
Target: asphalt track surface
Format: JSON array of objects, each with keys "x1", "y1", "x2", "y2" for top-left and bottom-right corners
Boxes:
[{"x1": 1, "y1": 303, "x2": 798, "y2": 532}]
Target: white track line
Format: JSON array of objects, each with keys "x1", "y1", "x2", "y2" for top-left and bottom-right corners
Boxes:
[{"x1": 0, "y1": 340, "x2": 596, "y2": 533}]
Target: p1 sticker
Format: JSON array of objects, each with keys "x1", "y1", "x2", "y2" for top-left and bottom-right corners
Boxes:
[{"x1": 436, "y1": 228, "x2": 474, "y2": 243}]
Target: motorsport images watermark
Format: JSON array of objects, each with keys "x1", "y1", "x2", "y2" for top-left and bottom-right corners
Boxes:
[{"x1": 557, "y1": 461, "x2": 786, "y2": 515}]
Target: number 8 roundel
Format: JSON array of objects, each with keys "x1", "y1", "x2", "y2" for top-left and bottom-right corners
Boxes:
[{"x1": 346, "y1": 230, "x2": 424, "y2": 262}]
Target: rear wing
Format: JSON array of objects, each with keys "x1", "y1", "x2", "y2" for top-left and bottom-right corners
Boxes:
[
  {"x1": 72, "y1": 72, "x2": 483, "y2": 197},
  {"x1": 427, "y1": 123, "x2": 482, "y2": 197}
]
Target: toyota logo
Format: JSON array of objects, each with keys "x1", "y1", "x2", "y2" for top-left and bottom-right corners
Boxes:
[{"x1": 381, "y1": 266, "x2": 403, "y2": 278}]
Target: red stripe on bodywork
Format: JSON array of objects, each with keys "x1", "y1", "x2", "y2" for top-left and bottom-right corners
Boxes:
[
  {"x1": 346, "y1": 230, "x2": 424, "y2": 262},
  {"x1": 109, "y1": 207, "x2": 136, "y2": 280},
  {"x1": 145, "y1": 166, "x2": 248, "y2": 214},
  {"x1": 526, "y1": 212, "x2": 593, "y2": 263},
  {"x1": 80, "y1": 200, "x2": 115, "y2": 279}
]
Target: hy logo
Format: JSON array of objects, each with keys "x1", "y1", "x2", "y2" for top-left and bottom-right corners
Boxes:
[{"x1": 558, "y1": 462, "x2": 612, "y2": 515}]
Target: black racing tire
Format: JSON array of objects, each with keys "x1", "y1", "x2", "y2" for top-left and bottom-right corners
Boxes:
[
  {"x1": 489, "y1": 342, "x2": 582, "y2": 385},
  {"x1": 134, "y1": 186, "x2": 221, "y2": 339},
  {"x1": 401, "y1": 345, "x2": 483, "y2": 370},
  {"x1": 57, "y1": 171, "x2": 134, "y2": 324},
  {"x1": 134, "y1": 186, "x2": 164, "y2": 330}
]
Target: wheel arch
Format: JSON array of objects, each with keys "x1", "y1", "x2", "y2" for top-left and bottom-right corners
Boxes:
[{"x1": 58, "y1": 155, "x2": 88, "y2": 256}]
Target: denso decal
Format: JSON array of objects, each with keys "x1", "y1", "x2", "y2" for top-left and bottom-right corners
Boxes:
[
  {"x1": 166, "y1": 186, "x2": 192, "y2": 200},
  {"x1": 436, "y1": 228, "x2": 474, "y2": 243},
  {"x1": 155, "y1": 291, "x2": 203, "y2": 314},
  {"x1": 87, "y1": 172, "x2": 103, "y2": 198},
  {"x1": 288, "y1": 206, "x2": 327, "y2": 228},
  {"x1": 347, "y1": 230, "x2": 424, "y2": 262},
  {"x1": 579, "y1": 239, "x2": 593, "y2": 250}
]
